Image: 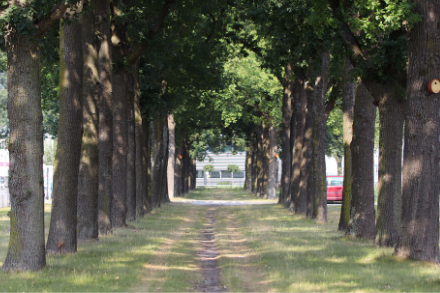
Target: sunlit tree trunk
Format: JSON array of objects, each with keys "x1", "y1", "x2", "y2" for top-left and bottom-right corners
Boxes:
[
  {"x1": 112, "y1": 69, "x2": 129, "y2": 227},
  {"x1": 267, "y1": 125, "x2": 277, "y2": 199},
  {"x1": 375, "y1": 80, "x2": 404, "y2": 246},
  {"x1": 97, "y1": 0, "x2": 113, "y2": 234},
  {"x1": 311, "y1": 51, "x2": 330, "y2": 223},
  {"x1": 280, "y1": 64, "x2": 293, "y2": 204},
  {"x1": 3, "y1": 26, "x2": 46, "y2": 272},
  {"x1": 347, "y1": 80, "x2": 376, "y2": 238},
  {"x1": 134, "y1": 60, "x2": 144, "y2": 217},
  {"x1": 77, "y1": 1, "x2": 99, "y2": 241},
  {"x1": 395, "y1": 0, "x2": 440, "y2": 263},
  {"x1": 338, "y1": 60, "x2": 356, "y2": 231},
  {"x1": 47, "y1": 10, "x2": 83, "y2": 254},
  {"x1": 292, "y1": 69, "x2": 308, "y2": 214}
]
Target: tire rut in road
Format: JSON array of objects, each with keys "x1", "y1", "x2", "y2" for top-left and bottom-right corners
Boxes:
[{"x1": 195, "y1": 207, "x2": 225, "y2": 292}]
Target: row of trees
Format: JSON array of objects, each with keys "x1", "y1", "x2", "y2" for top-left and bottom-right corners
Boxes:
[{"x1": 2, "y1": 0, "x2": 440, "y2": 271}]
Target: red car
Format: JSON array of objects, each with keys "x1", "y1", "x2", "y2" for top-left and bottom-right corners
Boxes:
[{"x1": 327, "y1": 176, "x2": 343, "y2": 201}]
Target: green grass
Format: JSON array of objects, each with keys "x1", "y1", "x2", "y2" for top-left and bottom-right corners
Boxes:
[
  {"x1": 211, "y1": 193, "x2": 440, "y2": 292},
  {"x1": 183, "y1": 188, "x2": 276, "y2": 201},
  {"x1": 0, "y1": 189, "x2": 439, "y2": 292},
  {"x1": 0, "y1": 204, "x2": 206, "y2": 292}
]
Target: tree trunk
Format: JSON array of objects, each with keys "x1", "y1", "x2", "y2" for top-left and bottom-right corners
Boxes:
[
  {"x1": 47, "y1": 12, "x2": 83, "y2": 254},
  {"x1": 2, "y1": 30, "x2": 46, "y2": 271},
  {"x1": 280, "y1": 64, "x2": 293, "y2": 204},
  {"x1": 77, "y1": 1, "x2": 99, "y2": 241},
  {"x1": 175, "y1": 147, "x2": 182, "y2": 197},
  {"x1": 299, "y1": 104, "x2": 313, "y2": 216},
  {"x1": 126, "y1": 74, "x2": 136, "y2": 222},
  {"x1": 292, "y1": 70, "x2": 308, "y2": 214},
  {"x1": 267, "y1": 125, "x2": 277, "y2": 199},
  {"x1": 289, "y1": 93, "x2": 296, "y2": 206},
  {"x1": 97, "y1": 0, "x2": 113, "y2": 234},
  {"x1": 111, "y1": 70, "x2": 128, "y2": 227},
  {"x1": 375, "y1": 81, "x2": 405, "y2": 246},
  {"x1": 182, "y1": 139, "x2": 190, "y2": 194},
  {"x1": 262, "y1": 123, "x2": 270, "y2": 198},
  {"x1": 395, "y1": 0, "x2": 440, "y2": 263},
  {"x1": 347, "y1": 80, "x2": 376, "y2": 238},
  {"x1": 311, "y1": 51, "x2": 330, "y2": 223},
  {"x1": 142, "y1": 118, "x2": 151, "y2": 210},
  {"x1": 160, "y1": 118, "x2": 169, "y2": 205},
  {"x1": 251, "y1": 135, "x2": 258, "y2": 193},
  {"x1": 134, "y1": 60, "x2": 144, "y2": 218},
  {"x1": 338, "y1": 60, "x2": 356, "y2": 231},
  {"x1": 245, "y1": 147, "x2": 253, "y2": 192},
  {"x1": 167, "y1": 113, "x2": 176, "y2": 199}
]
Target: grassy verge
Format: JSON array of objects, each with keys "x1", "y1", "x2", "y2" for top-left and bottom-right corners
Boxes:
[
  {"x1": 213, "y1": 197, "x2": 440, "y2": 292},
  {"x1": 181, "y1": 188, "x2": 275, "y2": 201},
  {"x1": 0, "y1": 204, "x2": 206, "y2": 292}
]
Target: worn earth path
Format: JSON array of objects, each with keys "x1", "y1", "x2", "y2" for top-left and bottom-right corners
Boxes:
[
  {"x1": 178, "y1": 199, "x2": 276, "y2": 292},
  {"x1": 133, "y1": 199, "x2": 275, "y2": 292}
]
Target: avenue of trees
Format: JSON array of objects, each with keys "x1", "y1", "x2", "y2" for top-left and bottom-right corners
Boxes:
[{"x1": 1, "y1": 0, "x2": 440, "y2": 271}]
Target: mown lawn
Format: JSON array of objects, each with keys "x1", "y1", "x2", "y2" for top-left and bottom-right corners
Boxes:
[
  {"x1": 0, "y1": 204, "x2": 206, "y2": 292},
  {"x1": 0, "y1": 188, "x2": 439, "y2": 292}
]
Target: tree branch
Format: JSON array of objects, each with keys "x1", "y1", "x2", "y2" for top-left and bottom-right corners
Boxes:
[
  {"x1": 36, "y1": 1, "x2": 69, "y2": 38},
  {"x1": 127, "y1": 0, "x2": 175, "y2": 66}
]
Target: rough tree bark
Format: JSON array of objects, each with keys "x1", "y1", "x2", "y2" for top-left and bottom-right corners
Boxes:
[
  {"x1": 182, "y1": 139, "x2": 189, "y2": 195},
  {"x1": 126, "y1": 74, "x2": 136, "y2": 222},
  {"x1": 297, "y1": 79, "x2": 313, "y2": 215},
  {"x1": 292, "y1": 69, "x2": 308, "y2": 214},
  {"x1": 47, "y1": 10, "x2": 83, "y2": 254},
  {"x1": 134, "y1": 60, "x2": 144, "y2": 218},
  {"x1": 395, "y1": 0, "x2": 440, "y2": 263},
  {"x1": 77, "y1": 1, "x2": 99, "y2": 241},
  {"x1": 338, "y1": 60, "x2": 356, "y2": 231},
  {"x1": 262, "y1": 123, "x2": 270, "y2": 198},
  {"x1": 3, "y1": 29, "x2": 46, "y2": 272},
  {"x1": 311, "y1": 51, "x2": 330, "y2": 223},
  {"x1": 3, "y1": 2, "x2": 68, "y2": 270},
  {"x1": 375, "y1": 80, "x2": 405, "y2": 246},
  {"x1": 279, "y1": 64, "x2": 293, "y2": 204},
  {"x1": 111, "y1": 69, "x2": 129, "y2": 227},
  {"x1": 97, "y1": 0, "x2": 113, "y2": 234},
  {"x1": 151, "y1": 116, "x2": 166, "y2": 207},
  {"x1": 142, "y1": 118, "x2": 151, "y2": 210},
  {"x1": 347, "y1": 80, "x2": 376, "y2": 238},
  {"x1": 267, "y1": 125, "x2": 277, "y2": 199},
  {"x1": 175, "y1": 147, "x2": 182, "y2": 197}
]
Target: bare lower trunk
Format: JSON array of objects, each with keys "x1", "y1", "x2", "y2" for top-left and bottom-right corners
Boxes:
[
  {"x1": 298, "y1": 99, "x2": 313, "y2": 215},
  {"x1": 47, "y1": 13, "x2": 83, "y2": 254},
  {"x1": 175, "y1": 147, "x2": 182, "y2": 197},
  {"x1": 77, "y1": 2, "x2": 99, "y2": 241},
  {"x1": 151, "y1": 116, "x2": 166, "y2": 207},
  {"x1": 338, "y1": 60, "x2": 356, "y2": 231},
  {"x1": 292, "y1": 70, "x2": 308, "y2": 214},
  {"x1": 395, "y1": 0, "x2": 440, "y2": 263},
  {"x1": 126, "y1": 75, "x2": 136, "y2": 222},
  {"x1": 182, "y1": 139, "x2": 189, "y2": 194},
  {"x1": 112, "y1": 70, "x2": 129, "y2": 227},
  {"x1": 375, "y1": 81, "x2": 404, "y2": 246},
  {"x1": 262, "y1": 124, "x2": 270, "y2": 198},
  {"x1": 267, "y1": 125, "x2": 277, "y2": 199},
  {"x1": 97, "y1": 0, "x2": 113, "y2": 234},
  {"x1": 3, "y1": 31, "x2": 46, "y2": 271},
  {"x1": 347, "y1": 80, "x2": 376, "y2": 238},
  {"x1": 280, "y1": 64, "x2": 293, "y2": 204},
  {"x1": 167, "y1": 113, "x2": 175, "y2": 199},
  {"x1": 134, "y1": 61, "x2": 144, "y2": 217},
  {"x1": 311, "y1": 51, "x2": 330, "y2": 223},
  {"x1": 142, "y1": 118, "x2": 151, "y2": 210}
]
